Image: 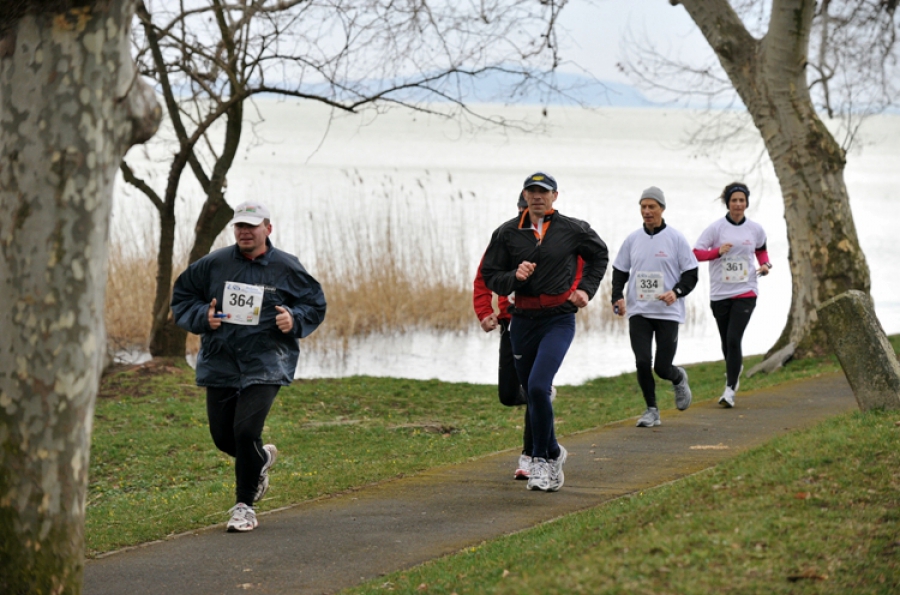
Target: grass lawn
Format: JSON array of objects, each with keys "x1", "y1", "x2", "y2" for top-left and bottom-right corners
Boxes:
[{"x1": 88, "y1": 335, "x2": 900, "y2": 591}]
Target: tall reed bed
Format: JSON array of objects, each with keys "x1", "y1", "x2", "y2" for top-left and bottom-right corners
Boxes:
[{"x1": 104, "y1": 179, "x2": 699, "y2": 357}]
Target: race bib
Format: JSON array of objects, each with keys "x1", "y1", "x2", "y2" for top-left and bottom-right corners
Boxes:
[
  {"x1": 721, "y1": 255, "x2": 749, "y2": 283},
  {"x1": 635, "y1": 271, "x2": 664, "y2": 301},
  {"x1": 222, "y1": 281, "x2": 264, "y2": 325}
]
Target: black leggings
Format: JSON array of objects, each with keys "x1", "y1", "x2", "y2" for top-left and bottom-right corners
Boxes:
[
  {"x1": 498, "y1": 319, "x2": 531, "y2": 454},
  {"x1": 628, "y1": 315, "x2": 682, "y2": 409},
  {"x1": 207, "y1": 384, "x2": 280, "y2": 506},
  {"x1": 711, "y1": 297, "x2": 757, "y2": 389}
]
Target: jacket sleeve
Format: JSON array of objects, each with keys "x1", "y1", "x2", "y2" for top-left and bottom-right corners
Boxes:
[
  {"x1": 171, "y1": 260, "x2": 213, "y2": 335},
  {"x1": 473, "y1": 255, "x2": 495, "y2": 321},
  {"x1": 282, "y1": 264, "x2": 327, "y2": 339},
  {"x1": 575, "y1": 223, "x2": 609, "y2": 299},
  {"x1": 480, "y1": 227, "x2": 521, "y2": 297}
]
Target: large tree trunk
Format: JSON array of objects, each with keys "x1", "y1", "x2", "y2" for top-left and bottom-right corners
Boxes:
[
  {"x1": 678, "y1": 0, "x2": 871, "y2": 359},
  {"x1": 0, "y1": 2, "x2": 160, "y2": 593}
]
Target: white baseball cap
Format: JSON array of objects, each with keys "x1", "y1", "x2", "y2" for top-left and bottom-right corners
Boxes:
[{"x1": 230, "y1": 201, "x2": 271, "y2": 226}]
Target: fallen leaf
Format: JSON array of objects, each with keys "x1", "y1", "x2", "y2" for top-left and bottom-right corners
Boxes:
[
  {"x1": 417, "y1": 584, "x2": 428, "y2": 591},
  {"x1": 794, "y1": 492, "x2": 811, "y2": 500},
  {"x1": 690, "y1": 444, "x2": 729, "y2": 450},
  {"x1": 502, "y1": 569, "x2": 510, "y2": 578},
  {"x1": 787, "y1": 569, "x2": 827, "y2": 582}
]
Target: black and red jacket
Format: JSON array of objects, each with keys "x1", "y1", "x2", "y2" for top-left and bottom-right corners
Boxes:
[{"x1": 481, "y1": 209, "x2": 608, "y2": 317}]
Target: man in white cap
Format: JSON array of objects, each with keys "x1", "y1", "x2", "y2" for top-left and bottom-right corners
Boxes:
[
  {"x1": 611, "y1": 186, "x2": 698, "y2": 427},
  {"x1": 171, "y1": 201, "x2": 326, "y2": 532}
]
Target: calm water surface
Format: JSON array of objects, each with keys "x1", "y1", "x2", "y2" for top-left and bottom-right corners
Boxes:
[{"x1": 117, "y1": 102, "x2": 900, "y2": 385}]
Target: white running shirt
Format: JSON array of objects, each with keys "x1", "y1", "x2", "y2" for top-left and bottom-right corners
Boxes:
[
  {"x1": 612, "y1": 226, "x2": 698, "y2": 323},
  {"x1": 694, "y1": 216, "x2": 768, "y2": 301}
]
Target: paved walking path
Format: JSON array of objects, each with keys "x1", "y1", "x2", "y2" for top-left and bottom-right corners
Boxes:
[{"x1": 84, "y1": 373, "x2": 856, "y2": 595}]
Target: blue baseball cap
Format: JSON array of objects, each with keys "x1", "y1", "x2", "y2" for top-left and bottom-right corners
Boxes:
[{"x1": 523, "y1": 172, "x2": 557, "y2": 191}]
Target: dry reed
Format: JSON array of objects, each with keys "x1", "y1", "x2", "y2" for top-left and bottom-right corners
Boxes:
[{"x1": 104, "y1": 184, "x2": 701, "y2": 358}]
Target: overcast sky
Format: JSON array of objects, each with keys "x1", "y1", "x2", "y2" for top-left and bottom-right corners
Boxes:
[{"x1": 556, "y1": 1, "x2": 714, "y2": 84}]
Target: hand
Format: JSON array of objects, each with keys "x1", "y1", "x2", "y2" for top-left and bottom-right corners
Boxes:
[
  {"x1": 613, "y1": 298, "x2": 626, "y2": 317},
  {"x1": 657, "y1": 290, "x2": 677, "y2": 306},
  {"x1": 757, "y1": 263, "x2": 771, "y2": 276},
  {"x1": 275, "y1": 305, "x2": 294, "y2": 333},
  {"x1": 515, "y1": 261, "x2": 536, "y2": 281},
  {"x1": 207, "y1": 298, "x2": 222, "y2": 330},
  {"x1": 568, "y1": 289, "x2": 589, "y2": 309},
  {"x1": 718, "y1": 243, "x2": 733, "y2": 256},
  {"x1": 480, "y1": 314, "x2": 499, "y2": 332}
]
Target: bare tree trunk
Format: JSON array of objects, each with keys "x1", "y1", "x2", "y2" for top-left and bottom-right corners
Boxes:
[
  {"x1": 678, "y1": 0, "x2": 871, "y2": 359},
  {"x1": 0, "y1": 2, "x2": 160, "y2": 592}
]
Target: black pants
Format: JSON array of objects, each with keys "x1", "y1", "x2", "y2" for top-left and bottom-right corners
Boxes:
[
  {"x1": 498, "y1": 319, "x2": 531, "y2": 453},
  {"x1": 628, "y1": 315, "x2": 682, "y2": 409},
  {"x1": 711, "y1": 297, "x2": 757, "y2": 389},
  {"x1": 207, "y1": 384, "x2": 280, "y2": 506}
]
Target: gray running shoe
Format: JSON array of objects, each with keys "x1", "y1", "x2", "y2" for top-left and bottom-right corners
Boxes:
[
  {"x1": 673, "y1": 367, "x2": 692, "y2": 411},
  {"x1": 548, "y1": 445, "x2": 568, "y2": 492},
  {"x1": 636, "y1": 407, "x2": 661, "y2": 427},
  {"x1": 527, "y1": 458, "x2": 551, "y2": 491},
  {"x1": 254, "y1": 444, "x2": 277, "y2": 502},
  {"x1": 719, "y1": 386, "x2": 735, "y2": 408},
  {"x1": 226, "y1": 503, "x2": 258, "y2": 532}
]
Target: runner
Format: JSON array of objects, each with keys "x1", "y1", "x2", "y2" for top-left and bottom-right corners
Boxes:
[
  {"x1": 693, "y1": 182, "x2": 772, "y2": 408},
  {"x1": 473, "y1": 191, "x2": 571, "y2": 480},
  {"x1": 611, "y1": 186, "x2": 698, "y2": 427},
  {"x1": 481, "y1": 172, "x2": 608, "y2": 492},
  {"x1": 171, "y1": 201, "x2": 327, "y2": 532}
]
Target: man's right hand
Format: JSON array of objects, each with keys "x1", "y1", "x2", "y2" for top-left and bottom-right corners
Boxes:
[
  {"x1": 480, "y1": 314, "x2": 499, "y2": 332},
  {"x1": 515, "y1": 261, "x2": 536, "y2": 281},
  {"x1": 208, "y1": 298, "x2": 222, "y2": 330},
  {"x1": 613, "y1": 298, "x2": 626, "y2": 317}
]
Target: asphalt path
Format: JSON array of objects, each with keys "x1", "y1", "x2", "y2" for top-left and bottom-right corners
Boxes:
[{"x1": 84, "y1": 373, "x2": 856, "y2": 595}]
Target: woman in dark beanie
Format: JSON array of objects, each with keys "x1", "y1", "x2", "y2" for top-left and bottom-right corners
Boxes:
[{"x1": 693, "y1": 182, "x2": 773, "y2": 408}]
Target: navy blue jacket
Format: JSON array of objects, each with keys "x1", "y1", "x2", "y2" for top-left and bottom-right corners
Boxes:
[{"x1": 171, "y1": 239, "x2": 327, "y2": 388}]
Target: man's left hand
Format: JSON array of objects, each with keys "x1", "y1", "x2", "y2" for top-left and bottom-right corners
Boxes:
[
  {"x1": 657, "y1": 290, "x2": 677, "y2": 306},
  {"x1": 275, "y1": 305, "x2": 294, "y2": 333},
  {"x1": 568, "y1": 289, "x2": 589, "y2": 309}
]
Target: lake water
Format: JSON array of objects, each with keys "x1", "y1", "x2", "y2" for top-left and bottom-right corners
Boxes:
[{"x1": 116, "y1": 101, "x2": 900, "y2": 385}]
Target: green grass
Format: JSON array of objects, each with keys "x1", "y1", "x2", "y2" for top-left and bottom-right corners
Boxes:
[
  {"x1": 342, "y1": 408, "x2": 900, "y2": 594},
  {"x1": 86, "y1": 337, "x2": 899, "y2": 559}
]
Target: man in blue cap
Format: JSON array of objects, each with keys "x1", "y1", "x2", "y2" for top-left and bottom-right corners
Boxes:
[{"x1": 480, "y1": 172, "x2": 608, "y2": 492}]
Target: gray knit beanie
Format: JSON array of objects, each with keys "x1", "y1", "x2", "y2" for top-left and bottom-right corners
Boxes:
[{"x1": 640, "y1": 186, "x2": 666, "y2": 208}]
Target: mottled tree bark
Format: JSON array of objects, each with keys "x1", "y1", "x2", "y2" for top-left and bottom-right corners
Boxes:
[
  {"x1": 676, "y1": 0, "x2": 871, "y2": 359},
  {"x1": 0, "y1": 2, "x2": 160, "y2": 593}
]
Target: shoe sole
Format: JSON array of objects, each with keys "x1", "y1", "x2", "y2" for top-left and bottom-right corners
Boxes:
[
  {"x1": 254, "y1": 445, "x2": 278, "y2": 502},
  {"x1": 636, "y1": 419, "x2": 661, "y2": 427},
  {"x1": 514, "y1": 470, "x2": 530, "y2": 480},
  {"x1": 718, "y1": 398, "x2": 734, "y2": 408},
  {"x1": 227, "y1": 522, "x2": 257, "y2": 533}
]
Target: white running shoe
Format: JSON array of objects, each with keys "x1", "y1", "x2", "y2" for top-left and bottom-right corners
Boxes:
[
  {"x1": 527, "y1": 458, "x2": 551, "y2": 491},
  {"x1": 515, "y1": 454, "x2": 532, "y2": 480},
  {"x1": 548, "y1": 445, "x2": 568, "y2": 492},
  {"x1": 254, "y1": 444, "x2": 278, "y2": 502},
  {"x1": 636, "y1": 407, "x2": 661, "y2": 427},
  {"x1": 719, "y1": 386, "x2": 736, "y2": 408},
  {"x1": 549, "y1": 386, "x2": 557, "y2": 402},
  {"x1": 226, "y1": 503, "x2": 258, "y2": 532}
]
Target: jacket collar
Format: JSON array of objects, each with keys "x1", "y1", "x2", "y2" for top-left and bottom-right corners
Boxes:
[{"x1": 642, "y1": 220, "x2": 667, "y2": 236}]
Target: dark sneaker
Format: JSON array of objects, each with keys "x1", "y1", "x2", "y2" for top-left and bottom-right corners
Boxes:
[
  {"x1": 254, "y1": 444, "x2": 277, "y2": 502},
  {"x1": 226, "y1": 503, "x2": 258, "y2": 532},
  {"x1": 673, "y1": 367, "x2": 692, "y2": 410},
  {"x1": 636, "y1": 407, "x2": 661, "y2": 427},
  {"x1": 548, "y1": 445, "x2": 568, "y2": 492}
]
